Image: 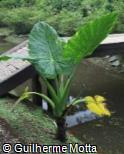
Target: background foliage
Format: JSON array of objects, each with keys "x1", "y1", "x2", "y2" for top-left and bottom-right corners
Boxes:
[{"x1": 0, "y1": 0, "x2": 123, "y2": 35}]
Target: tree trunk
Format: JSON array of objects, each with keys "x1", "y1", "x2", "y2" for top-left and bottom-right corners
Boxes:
[{"x1": 56, "y1": 117, "x2": 67, "y2": 142}]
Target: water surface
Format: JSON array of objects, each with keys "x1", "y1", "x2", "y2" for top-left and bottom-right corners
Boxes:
[
  {"x1": 68, "y1": 59, "x2": 124, "y2": 154},
  {"x1": 0, "y1": 40, "x2": 16, "y2": 54}
]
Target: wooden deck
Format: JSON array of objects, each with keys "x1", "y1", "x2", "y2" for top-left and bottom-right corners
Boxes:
[
  {"x1": 0, "y1": 34, "x2": 124, "y2": 96},
  {"x1": 0, "y1": 41, "x2": 37, "y2": 96},
  {"x1": 93, "y1": 34, "x2": 124, "y2": 57}
]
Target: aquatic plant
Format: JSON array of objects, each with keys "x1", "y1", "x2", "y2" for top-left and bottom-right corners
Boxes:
[{"x1": 0, "y1": 12, "x2": 117, "y2": 142}]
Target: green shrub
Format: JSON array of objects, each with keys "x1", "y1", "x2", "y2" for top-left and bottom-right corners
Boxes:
[
  {"x1": 46, "y1": 9, "x2": 83, "y2": 36},
  {"x1": 112, "y1": 0, "x2": 124, "y2": 33},
  {"x1": 0, "y1": 0, "x2": 36, "y2": 8},
  {"x1": 0, "y1": 8, "x2": 9, "y2": 27},
  {"x1": 44, "y1": 0, "x2": 82, "y2": 12},
  {"x1": 2, "y1": 7, "x2": 38, "y2": 34},
  {"x1": 0, "y1": 0, "x2": 22, "y2": 8},
  {"x1": 0, "y1": 0, "x2": 124, "y2": 35}
]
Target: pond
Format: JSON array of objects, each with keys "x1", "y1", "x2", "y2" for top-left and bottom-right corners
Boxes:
[
  {"x1": 68, "y1": 59, "x2": 124, "y2": 154},
  {"x1": 0, "y1": 34, "x2": 27, "y2": 54},
  {"x1": 0, "y1": 40, "x2": 16, "y2": 54}
]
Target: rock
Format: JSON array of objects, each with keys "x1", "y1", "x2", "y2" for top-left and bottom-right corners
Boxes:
[
  {"x1": 108, "y1": 55, "x2": 118, "y2": 62},
  {"x1": 111, "y1": 60, "x2": 120, "y2": 67},
  {"x1": 105, "y1": 55, "x2": 110, "y2": 59}
]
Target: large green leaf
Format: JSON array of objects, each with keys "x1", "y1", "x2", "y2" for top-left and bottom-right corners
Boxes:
[
  {"x1": 63, "y1": 13, "x2": 117, "y2": 64},
  {"x1": 29, "y1": 22, "x2": 71, "y2": 79}
]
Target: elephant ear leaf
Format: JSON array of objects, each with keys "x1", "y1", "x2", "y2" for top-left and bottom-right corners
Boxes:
[
  {"x1": 63, "y1": 13, "x2": 117, "y2": 64},
  {"x1": 29, "y1": 22, "x2": 70, "y2": 79}
]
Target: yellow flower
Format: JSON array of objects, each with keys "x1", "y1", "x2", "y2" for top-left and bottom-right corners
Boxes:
[
  {"x1": 94, "y1": 95, "x2": 106, "y2": 102},
  {"x1": 84, "y1": 96, "x2": 95, "y2": 103},
  {"x1": 84, "y1": 95, "x2": 111, "y2": 117},
  {"x1": 86, "y1": 102, "x2": 104, "y2": 117},
  {"x1": 96, "y1": 102, "x2": 111, "y2": 116},
  {"x1": 94, "y1": 95, "x2": 111, "y2": 116},
  {"x1": 84, "y1": 96, "x2": 104, "y2": 116}
]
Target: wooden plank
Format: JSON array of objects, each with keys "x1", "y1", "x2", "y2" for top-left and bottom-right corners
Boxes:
[
  {"x1": 0, "y1": 56, "x2": 29, "y2": 83},
  {"x1": 63, "y1": 34, "x2": 124, "y2": 44},
  {"x1": 101, "y1": 34, "x2": 124, "y2": 44},
  {"x1": 0, "y1": 41, "x2": 37, "y2": 96},
  {"x1": 92, "y1": 34, "x2": 124, "y2": 57},
  {"x1": 0, "y1": 65, "x2": 36, "y2": 96},
  {"x1": 92, "y1": 42, "x2": 124, "y2": 57}
]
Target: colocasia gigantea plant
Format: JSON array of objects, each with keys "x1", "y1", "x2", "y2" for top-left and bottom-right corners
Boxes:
[{"x1": 0, "y1": 13, "x2": 117, "y2": 142}]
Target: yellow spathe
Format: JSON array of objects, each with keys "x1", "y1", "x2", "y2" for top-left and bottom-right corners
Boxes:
[{"x1": 84, "y1": 95, "x2": 111, "y2": 117}]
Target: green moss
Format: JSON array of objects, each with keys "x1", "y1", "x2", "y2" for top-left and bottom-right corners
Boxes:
[{"x1": 0, "y1": 98, "x2": 81, "y2": 145}]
